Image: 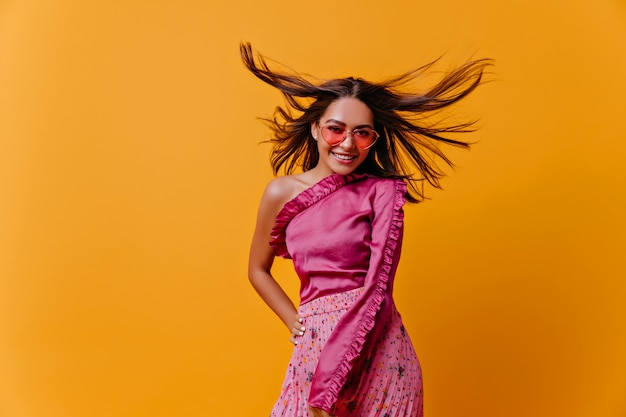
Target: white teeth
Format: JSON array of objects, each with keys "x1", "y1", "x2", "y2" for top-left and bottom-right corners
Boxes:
[{"x1": 332, "y1": 153, "x2": 356, "y2": 161}]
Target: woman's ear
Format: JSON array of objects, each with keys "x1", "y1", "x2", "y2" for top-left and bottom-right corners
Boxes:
[{"x1": 311, "y1": 123, "x2": 318, "y2": 140}]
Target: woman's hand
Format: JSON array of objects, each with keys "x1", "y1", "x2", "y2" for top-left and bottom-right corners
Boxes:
[
  {"x1": 289, "y1": 315, "x2": 306, "y2": 345},
  {"x1": 308, "y1": 406, "x2": 334, "y2": 417}
]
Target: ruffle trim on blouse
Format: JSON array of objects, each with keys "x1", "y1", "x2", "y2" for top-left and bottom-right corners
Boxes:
[
  {"x1": 269, "y1": 173, "x2": 368, "y2": 259},
  {"x1": 325, "y1": 179, "x2": 407, "y2": 414}
]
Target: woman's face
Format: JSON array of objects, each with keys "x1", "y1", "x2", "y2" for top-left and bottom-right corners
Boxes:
[{"x1": 312, "y1": 97, "x2": 374, "y2": 177}]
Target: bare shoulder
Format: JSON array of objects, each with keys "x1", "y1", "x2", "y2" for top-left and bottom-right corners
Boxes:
[
  {"x1": 259, "y1": 174, "x2": 308, "y2": 217},
  {"x1": 263, "y1": 176, "x2": 299, "y2": 205}
]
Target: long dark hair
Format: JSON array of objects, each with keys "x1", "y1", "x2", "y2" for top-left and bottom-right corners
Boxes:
[{"x1": 240, "y1": 42, "x2": 493, "y2": 203}]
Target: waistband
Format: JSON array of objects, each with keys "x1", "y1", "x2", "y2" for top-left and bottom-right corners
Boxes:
[{"x1": 298, "y1": 287, "x2": 364, "y2": 318}]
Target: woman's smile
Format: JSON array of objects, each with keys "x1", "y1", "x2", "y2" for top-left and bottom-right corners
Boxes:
[{"x1": 331, "y1": 151, "x2": 358, "y2": 162}]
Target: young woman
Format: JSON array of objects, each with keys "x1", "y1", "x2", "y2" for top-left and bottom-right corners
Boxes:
[{"x1": 243, "y1": 42, "x2": 491, "y2": 417}]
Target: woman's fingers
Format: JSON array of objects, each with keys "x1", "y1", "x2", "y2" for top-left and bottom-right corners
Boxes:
[
  {"x1": 292, "y1": 322, "x2": 305, "y2": 336},
  {"x1": 289, "y1": 316, "x2": 305, "y2": 344}
]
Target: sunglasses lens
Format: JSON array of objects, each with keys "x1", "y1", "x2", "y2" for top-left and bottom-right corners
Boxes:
[
  {"x1": 321, "y1": 125, "x2": 345, "y2": 145},
  {"x1": 352, "y1": 129, "x2": 376, "y2": 149}
]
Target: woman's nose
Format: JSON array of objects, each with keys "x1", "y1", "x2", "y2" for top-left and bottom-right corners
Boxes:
[{"x1": 338, "y1": 132, "x2": 356, "y2": 149}]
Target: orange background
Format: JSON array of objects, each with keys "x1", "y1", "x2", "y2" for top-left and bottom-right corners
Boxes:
[{"x1": 1, "y1": 1, "x2": 625, "y2": 416}]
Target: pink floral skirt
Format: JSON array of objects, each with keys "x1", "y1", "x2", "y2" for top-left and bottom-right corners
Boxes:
[{"x1": 270, "y1": 287, "x2": 423, "y2": 417}]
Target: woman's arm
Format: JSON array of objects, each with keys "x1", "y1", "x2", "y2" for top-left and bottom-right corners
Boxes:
[{"x1": 248, "y1": 178, "x2": 306, "y2": 343}]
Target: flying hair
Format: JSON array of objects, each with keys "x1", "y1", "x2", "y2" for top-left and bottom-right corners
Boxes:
[{"x1": 240, "y1": 42, "x2": 493, "y2": 203}]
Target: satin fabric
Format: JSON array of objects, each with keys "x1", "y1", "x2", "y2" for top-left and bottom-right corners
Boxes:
[{"x1": 271, "y1": 174, "x2": 411, "y2": 415}]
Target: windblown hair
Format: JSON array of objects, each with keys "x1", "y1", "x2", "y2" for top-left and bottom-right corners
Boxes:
[{"x1": 240, "y1": 42, "x2": 493, "y2": 203}]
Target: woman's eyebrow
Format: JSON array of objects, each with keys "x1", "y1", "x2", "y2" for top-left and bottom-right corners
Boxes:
[{"x1": 323, "y1": 119, "x2": 373, "y2": 129}]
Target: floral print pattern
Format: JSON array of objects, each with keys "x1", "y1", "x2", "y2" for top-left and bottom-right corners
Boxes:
[{"x1": 271, "y1": 288, "x2": 423, "y2": 417}]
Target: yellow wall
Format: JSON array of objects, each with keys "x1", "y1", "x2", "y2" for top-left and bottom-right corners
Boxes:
[{"x1": 1, "y1": 1, "x2": 625, "y2": 416}]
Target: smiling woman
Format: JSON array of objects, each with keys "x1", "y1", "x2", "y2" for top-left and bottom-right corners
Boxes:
[
  {"x1": 311, "y1": 98, "x2": 373, "y2": 177},
  {"x1": 242, "y1": 42, "x2": 492, "y2": 417}
]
